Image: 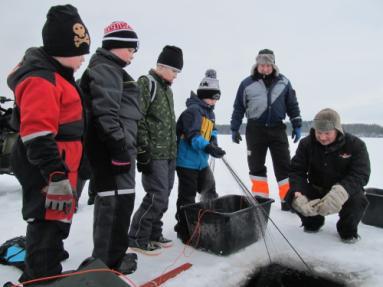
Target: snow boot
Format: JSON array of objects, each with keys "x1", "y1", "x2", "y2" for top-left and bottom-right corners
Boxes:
[
  {"x1": 151, "y1": 236, "x2": 173, "y2": 248},
  {"x1": 115, "y1": 253, "x2": 137, "y2": 274},
  {"x1": 87, "y1": 194, "x2": 95, "y2": 205},
  {"x1": 129, "y1": 241, "x2": 161, "y2": 256},
  {"x1": 303, "y1": 225, "x2": 323, "y2": 233},
  {"x1": 281, "y1": 201, "x2": 291, "y2": 211},
  {"x1": 340, "y1": 234, "x2": 361, "y2": 244},
  {"x1": 60, "y1": 250, "x2": 69, "y2": 262},
  {"x1": 174, "y1": 224, "x2": 190, "y2": 244}
]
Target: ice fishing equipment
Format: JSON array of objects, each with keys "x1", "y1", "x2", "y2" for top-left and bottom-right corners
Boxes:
[
  {"x1": 181, "y1": 194, "x2": 273, "y2": 255},
  {"x1": 362, "y1": 188, "x2": 383, "y2": 228}
]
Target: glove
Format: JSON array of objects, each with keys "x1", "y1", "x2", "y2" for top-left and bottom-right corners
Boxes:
[
  {"x1": 45, "y1": 172, "x2": 74, "y2": 214},
  {"x1": 231, "y1": 130, "x2": 242, "y2": 144},
  {"x1": 204, "y1": 144, "x2": 226, "y2": 158},
  {"x1": 291, "y1": 194, "x2": 321, "y2": 217},
  {"x1": 316, "y1": 184, "x2": 349, "y2": 216},
  {"x1": 137, "y1": 145, "x2": 152, "y2": 174},
  {"x1": 111, "y1": 150, "x2": 131, "y2": 175},
  {"x1": 292, "y1": 127, "x2": 301, "y2": 143}
]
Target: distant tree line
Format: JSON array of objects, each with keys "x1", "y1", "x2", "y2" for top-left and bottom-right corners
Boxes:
[{"x1": 216, "y1": 122, "x2": 383, "y2": 138}]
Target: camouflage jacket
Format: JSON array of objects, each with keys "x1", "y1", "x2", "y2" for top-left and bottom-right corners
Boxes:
[{"x1": 137, "y1": 69, "x2": 177, "y2": 159}]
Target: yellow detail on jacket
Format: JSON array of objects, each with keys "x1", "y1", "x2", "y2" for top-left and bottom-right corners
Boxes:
[{"x1": 201, "y1": 116, "x2": 214, "y2": 141}]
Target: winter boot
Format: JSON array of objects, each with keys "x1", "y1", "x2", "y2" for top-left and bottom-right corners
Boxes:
[
  {"x1": 174, "y1": 223, "x2": 190, "y2": 244},
  {"x1": 151, "y1": 236, "x2": 173, "y2": 248},
  {"x1": 303, "y1": 226, "x2": 322, "y2": 233},
  {"x1": 129, "y1": 241, "x2": 161, "y2": 256},
  {"x1": 281, "y1": 201, "x2": 291, "y2": 211},
  {"x1": 87, "y1": 194, "x2": 95, "y2": 205},
  {"x1": 60, "y1": 249, "x2": 69, "y2": 261},
  {"x1": 340, "y1": 234, "x2": 361, "y2": 244},
  {"x1": 115, "y1": 253, "x2": 137, "y2": 274}
]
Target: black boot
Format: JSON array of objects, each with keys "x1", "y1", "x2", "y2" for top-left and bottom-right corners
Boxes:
[
  {"x1": 115, "y1": 253, "x2": 137, "y2": 274},
  {"x1": 281, "y1": 201, "x2": 291, "y2": 211},
  {"x1": 60, "y1": 249, "x2": 69, "y2": 261},
  {"x1": 174, "y1": 223, "x2": 190, "y2": 244}
]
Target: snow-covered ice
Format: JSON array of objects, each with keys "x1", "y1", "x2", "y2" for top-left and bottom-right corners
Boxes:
[{"x1": 1, "y1": 135, "x2": 382, "y2": 286}]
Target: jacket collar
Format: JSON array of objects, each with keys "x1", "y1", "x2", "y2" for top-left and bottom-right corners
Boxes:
[
  {"x1": 149, "y1": 69, "x2": 171, "y2": 87},
  {"x1": 7, "y1": 47, "x2": 75, "y2": 90},
  {"x1": 186, "y1": 91, "x2": 214, "y2": 111},
  {"x1": 96, "y1": 48, "x2": 128, "y2": 68}
]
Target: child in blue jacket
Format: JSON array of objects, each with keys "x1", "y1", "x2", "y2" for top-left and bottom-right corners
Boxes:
[{"x1": 174, "y1": 69, "x2": 226, "y2": 242}]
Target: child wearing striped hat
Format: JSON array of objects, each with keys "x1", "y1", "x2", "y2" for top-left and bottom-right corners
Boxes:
[{"x1": 79, "y1": 20, "x2": 141, "y2": 274}]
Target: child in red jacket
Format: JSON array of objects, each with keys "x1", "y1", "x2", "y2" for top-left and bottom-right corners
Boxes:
[{"x1": 7, "y1": 4, "x2": 90, "y2": 281}]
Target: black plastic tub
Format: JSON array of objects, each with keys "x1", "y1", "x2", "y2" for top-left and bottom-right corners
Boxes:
[
  {"x1": 362, "y1": 188, "x2": 383, "y2": 228},
  {"x1": 181, "y1": 194, "x2": 274, "y2": 255}
]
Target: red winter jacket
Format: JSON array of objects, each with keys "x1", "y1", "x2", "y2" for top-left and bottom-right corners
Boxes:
[{"x1": 7, "y1": 47, "x2": 84, "y2": 221}]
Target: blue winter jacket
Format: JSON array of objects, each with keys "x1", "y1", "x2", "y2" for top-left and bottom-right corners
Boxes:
[
  {"x1": 176, "y1": 92, "x2": 217, "y2": 170},
  {"x1": 230, "y1": 71, "x2": 301, "y2": 132}
]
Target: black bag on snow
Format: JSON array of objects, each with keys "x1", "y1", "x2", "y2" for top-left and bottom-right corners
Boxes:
[
  {"x1": 0, "y1": 236, "x2": 26, "y2": 271},
  {"x1": 17, "y1": 258, "x2": 131, "y2": 287}
]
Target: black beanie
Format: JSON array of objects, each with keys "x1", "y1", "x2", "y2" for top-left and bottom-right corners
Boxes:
[
  {"x1": 42, "y1": 4, "x2": 90, "y2": 57},
  {"x1": 157, "y1": 45, "x2": 183, "y2": 71},
  {"x1": 102, "y1": 21, "x2": 139, "y2": 51}
]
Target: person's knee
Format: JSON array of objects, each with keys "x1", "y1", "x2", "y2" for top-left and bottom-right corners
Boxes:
[
  {"x1": 301, "y1": 215, "x2": 325, "y2": 231},
  {"x1": 348, "y1": 191, "x2": 368, "y2": 205}
]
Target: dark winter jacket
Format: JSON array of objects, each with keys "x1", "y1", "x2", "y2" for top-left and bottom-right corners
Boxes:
[
  {"x1": 230, "y1": 70, "x2": 301, "y2": 132},
  {"x1": 80, "y1": 48, "x2": 142, "y2": 172},
  {"x1": 137, "y1": 69, "x2": 177, "y2": 159},
  {"x1": 288, "y1": 129, "x2": 370, "y2": 202},
  {"x1": 176, "y1": 92, "x2": 217, "y2": 170},
  {"x1": 7, "y1": 47, "x2": 84, "y2": 221}
]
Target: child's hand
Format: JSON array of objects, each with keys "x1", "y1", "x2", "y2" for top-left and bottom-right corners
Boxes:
[{"x1": 204, "y1": 144, "x2": 226, "y2": 158}]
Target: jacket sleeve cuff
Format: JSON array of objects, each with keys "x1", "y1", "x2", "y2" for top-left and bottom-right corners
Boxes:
[
  {"x1": 291, "y1": 116, "x2": 302, "y2": 128},
  {"x1": 106, "y1": 138, "x2": 128, "y2": 158},
  {"x1": 191, "y1": 135, "x2": 209, "y2": 150}
]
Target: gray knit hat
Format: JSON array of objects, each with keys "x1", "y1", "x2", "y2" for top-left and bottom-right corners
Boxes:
[
  {"x1": 197, "y1": 69, "x2": 221, "y2": 100},
  {"x1": 313, "y1": 108, "x2": 343, "y2": 134}
]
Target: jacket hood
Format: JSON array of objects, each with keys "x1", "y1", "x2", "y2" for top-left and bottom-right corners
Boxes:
[
  {"x1": 7, "y1": 47, "x2": 73, "y2": 91},
  {"x1": 186, "y1": 91, "x2": 215, "y2": 110}
]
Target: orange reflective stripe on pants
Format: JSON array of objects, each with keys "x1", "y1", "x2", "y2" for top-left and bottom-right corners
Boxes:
[
  {"x1": 278, "y1": 178, "x2": 290, "y2": 200},
  {"x1": 250, "y1": 176, "x2": 269, "y2": 197}
]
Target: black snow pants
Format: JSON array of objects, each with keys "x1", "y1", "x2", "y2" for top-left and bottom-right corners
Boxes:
[
  {"x1": 174, "y1": 166, "x2": 218, "y2": 242},
  {"x1": 128, "y1": 159, "x2": 176, "y2": 246},
  {"x1": 246, "y1": 121, "x2": 290, "y2": 199},
  {"x1": 19, "y1": 220, "x2": 70, "y2": 282},
  {"x1": 90, "y1": 155, "x2": 136, "y2": 269}
]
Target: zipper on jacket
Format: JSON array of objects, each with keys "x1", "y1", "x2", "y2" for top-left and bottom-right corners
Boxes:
[{"x1": 266, "y1": 89, "x2": 272, "y2": 126}]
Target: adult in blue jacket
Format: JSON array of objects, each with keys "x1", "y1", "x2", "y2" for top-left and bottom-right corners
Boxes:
[
  {"x1": 230, "y1": 49, "x2": 302, "y2": 210},
  {"x1": 175, "y1": 69, "x2": 225, "y2": 242}
]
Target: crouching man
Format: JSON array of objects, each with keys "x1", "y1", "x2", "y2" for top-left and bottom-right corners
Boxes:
[{"x1": 286, "y1": 108, "x2": 370, "y2": 243}]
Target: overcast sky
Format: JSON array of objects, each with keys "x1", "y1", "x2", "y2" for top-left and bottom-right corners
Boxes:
[{"x1": 1, "y1": 0, "x2": 382, "y2": 125}]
